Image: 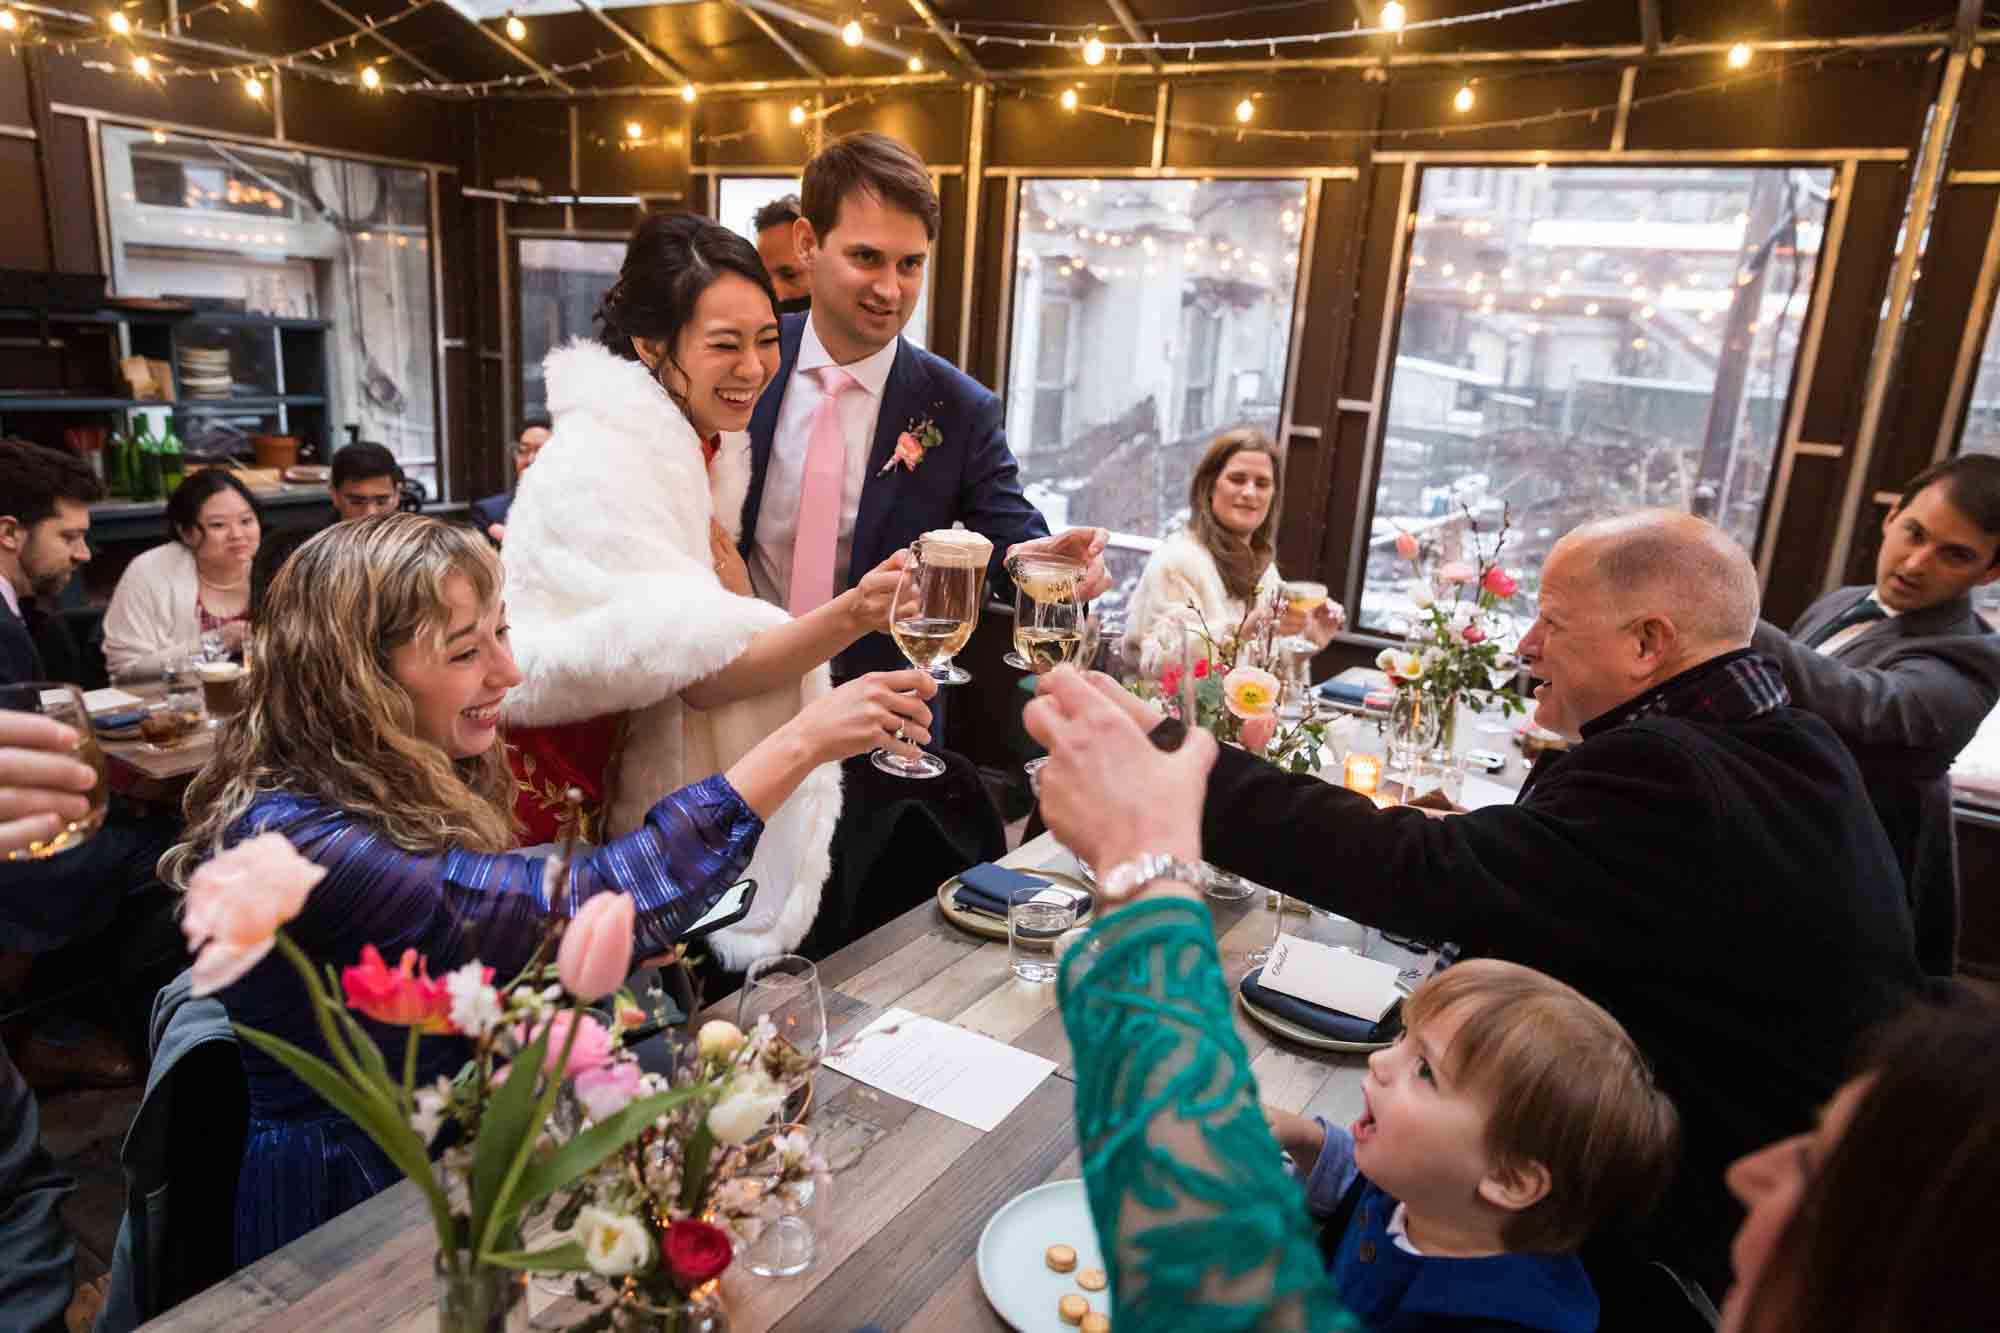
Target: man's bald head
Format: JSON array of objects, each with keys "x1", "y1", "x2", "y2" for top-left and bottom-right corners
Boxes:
[{"x1": 1559, "y1": 510, "x2": 1759, "y2": 650}]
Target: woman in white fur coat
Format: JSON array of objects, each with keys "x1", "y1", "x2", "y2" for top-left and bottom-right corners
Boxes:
[
  {"x1": 501, "y1": 213, "x2": 925, "y2": 968},
  {"x1": 1124, "y1": 429, "x2": 1345, "y2": 674}
]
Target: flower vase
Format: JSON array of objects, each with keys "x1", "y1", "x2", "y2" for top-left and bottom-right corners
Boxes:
[
  {"x1": 622, "y1": 1282, "x2": 731, "y2": 1333},
  {"x1": 1424, "y1": 692, "x2": 1466, "y2": 805},
  {"x1": 434, "y1": 1256, "x2": 528, "y2": 1333},
  {"x1": 1386, "y1": 687, "x2": 1440, "y2": 777}
]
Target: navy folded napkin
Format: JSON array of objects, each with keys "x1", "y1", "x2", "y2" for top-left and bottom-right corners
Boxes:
[
  {"x1": 1316, "y1": 679, "x2": 1371, "y2": 705},
  {"x1": 1240, "y1": 965, "x2": 1403, "y2": 1044},
  {"x1": 91, "y1": 707, "x2": 149, "y2": 731},
  {"x1": 953, "y1": 863, "x2": 1052, "y2": 918}
]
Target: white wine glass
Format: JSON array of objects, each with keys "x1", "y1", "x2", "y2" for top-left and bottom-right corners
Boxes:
[
  {"x1": 737, "y1": 954, "x2": 826, "y2": 1087},
  {"x1": 875, "y1": 541, "x2": 969, "y2": 780},
  {"x1": 1003, "y1": 553, "x2": 1082, "y2": 671},
  {"x1": 1011, "y1": 557, "x2": 1084, "y2": 675},
  {"x1": 1, "y1": 683, "x2": 108, "y2": 862}
]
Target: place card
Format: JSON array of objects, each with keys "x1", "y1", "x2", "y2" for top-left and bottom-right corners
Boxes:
[
  {"x1": 80, "y1": 687, "x2": 142, "y2": 714},
  {"x1": 1259, "y1": 934, "x2": 1404, "y2": 1022},
  {"x1": 824, "y1": 1007, "x2": 1056, "y2": 1132}
]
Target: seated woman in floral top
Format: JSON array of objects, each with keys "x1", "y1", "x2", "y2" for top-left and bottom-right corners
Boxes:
[{"x1": 161, "y1": 514, "x2": 937, "y2": 1265}]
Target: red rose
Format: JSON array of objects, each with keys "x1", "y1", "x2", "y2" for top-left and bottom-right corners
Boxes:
[
  {"x1": 1481, "y1": 566, "x2": 1519, "y2": 599},
  {"x1": 1193, "y1": 658, "x2": 1210, "y2": 679},
  {"x1": 663, "y1": 1219, "x2": 733, "y2": 1288},
  {"x1": 1461, "y1": 623, "x2": 1487, "y2": 644}
]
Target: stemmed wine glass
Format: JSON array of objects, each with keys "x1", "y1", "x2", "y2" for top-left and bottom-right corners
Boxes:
[
  {"x1": 737, "y1": 955, "x2": 827, "y2": 1278},
  {"x1": 876, "y1": 536, "x2": 983, "y2": 780},
  {"x1": 1003, "y1": 553, "x2": 1083, "y2": 672},
  {"x1": 1, "y1": 683, "x2": 108, "y2": 862},
  {"x1": 1016, "y1": 563, "x2": 1087, "y2": 790}
]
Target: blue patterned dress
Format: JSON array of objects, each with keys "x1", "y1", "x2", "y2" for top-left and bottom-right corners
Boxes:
[{"x1": 217, "y1": 774, "x2": 762, "y2": 1265}]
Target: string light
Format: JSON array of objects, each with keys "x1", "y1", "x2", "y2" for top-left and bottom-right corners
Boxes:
[
  {"x1": 680, "y1": 83, "x2": 697, "y2": 102},
  {"x1": 359, "y1": 63, "x2": 380, "y2": 89},
  {"x1": 107, "y1": 10, "x2": 130, "y2": 34},
  {"x1": 239, "y1": 0, "x2": 256, "y2": 8},
  {"x1": 130, "y1": 52, "x2": 149, "y2": 75},
  {"x1": 840, "y1": 19, "x2": 862, "y2": 47},
  {"x1": 1082, "y1": 35, "x2": 1105, "y2": 65},
  {"x1": 505, "y1": 13, "x2": 525, "y2": 41},
  {"x1": 1381, "y1": 2, "x2": 1407, "y2": 31},
  {"x1": 788, "y1": 103, "x2": 807, "y2": 126},
  {"x1": 1059, "y1": 87, "x2": 1079, "y2": 112},
  {"x1": 0, "y1": 9, "x2": 16, "y2": 29},
  {"x1": 243, "y1": 73, "x2": 263, "y2": 99},
  {"x1": 907, "y1": 55, "x2": 923, "y2": 72},
  {"x1": 1235, "y1": 96, "x2": 1255, "y2": 124},
  {"x1": 624, "y1": 120, "x2": 642, "y2": 139},
  {"x1": 1453, "y1": 83, "x2": 1475, "y2": 112},
  {"x1": 1726, "y1": 42, "x2": 1752, "y2": 69}
]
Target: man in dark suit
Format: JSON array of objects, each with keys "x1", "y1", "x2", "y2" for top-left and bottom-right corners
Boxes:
[
  {"x1": 1753, "y1": 454, "x2": 2000, "y2": 976},
  {"x1": 740, "y1": 131, "x2": 1109, "y2": 683},
  {"x1": 0, "y1": 440, "x2": 97, "y2": 688},
  {"x1": 1026, "y1": 511, "x2": 1924, "y2": 1325},
  {"x1": 470, "y1": 417, "x2": 549, "y2": 545}
]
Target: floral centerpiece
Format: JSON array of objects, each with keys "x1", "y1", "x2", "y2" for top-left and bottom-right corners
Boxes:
[
  {"x1": 1376, "y1": 505, "x2": 1527, "y2": 759},
  {"x1": 1135, "y1": 598, "x2": 1329, "y2": 775},
  {"x1": 179, "y1": 829, "x2": 819, "y2": 1333}
]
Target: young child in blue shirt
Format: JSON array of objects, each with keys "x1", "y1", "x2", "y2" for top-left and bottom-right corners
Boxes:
[{"x1": 1270, "y1": 959, "x2": 1679, "y2": 1332}]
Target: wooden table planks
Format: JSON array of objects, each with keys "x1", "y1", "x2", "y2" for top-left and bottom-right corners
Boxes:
[{"x1": 143, "y1": 835, "x2": 1370, "y2": 1332}]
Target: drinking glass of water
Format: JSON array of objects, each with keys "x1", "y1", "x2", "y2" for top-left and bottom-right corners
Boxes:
[{"x1": 1009, "y1": 887, "x2": 1080, "y2": 983}]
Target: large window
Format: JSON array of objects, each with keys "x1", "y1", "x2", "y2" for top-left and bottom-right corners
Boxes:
[
  {"x1": 103, "y1": 127, "x2": 440, "y2": 493},
  {"x1": 1005, "y1": 177, "x2": 1311, "y2": 608},
  {"x1": 518, "y1": 238, "x2": 623, "y2": 423},
  {"x1": 1358, "y1": 165, "x2": 1835, "y2": 633},
  {"x1": 715, "y1": 175, "x2": 928, "y2": 349}
]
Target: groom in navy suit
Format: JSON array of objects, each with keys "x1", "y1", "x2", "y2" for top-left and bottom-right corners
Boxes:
[{"x1": 740, "y1": 131, "x2": 1108, "y2": 683}]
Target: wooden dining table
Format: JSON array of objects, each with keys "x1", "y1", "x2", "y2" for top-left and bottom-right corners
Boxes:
[
  {"x1": 140, "y1": 832, "x2": 1378, "y2": 1332},
  {"x1": 95, "y1": 680, "x2": 218, "y2": 806}
]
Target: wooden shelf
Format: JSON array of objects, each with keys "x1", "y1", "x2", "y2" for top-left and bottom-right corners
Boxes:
[{"x1": 0, "y1": 395, "x2": 148, "y2": 412}]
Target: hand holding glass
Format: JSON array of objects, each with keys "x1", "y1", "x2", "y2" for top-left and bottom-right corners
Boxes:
[{"x1": 0, "y1": 684, "x2": 108, "y2": 861}]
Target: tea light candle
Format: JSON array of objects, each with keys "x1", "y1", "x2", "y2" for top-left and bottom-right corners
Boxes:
[{"x1": 1344, "y1": 752, "x2": 1382, "y2": 797}]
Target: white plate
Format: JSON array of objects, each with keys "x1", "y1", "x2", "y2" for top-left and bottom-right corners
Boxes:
[{"x1": 976, "y1": 1178, "x2": 1114, "y2": 1331}]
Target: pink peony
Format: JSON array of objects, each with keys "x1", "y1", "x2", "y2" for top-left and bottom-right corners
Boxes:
[
  {"x1": 518, "y1": 1010, "x2": 615, "y2": 1079},
  {"x1": 573, "y1": 1059, "x2": 644, "y2": 1121},
  {"x1": 1240, "y1": 713, "x2": 1279, "y2": 752},
  {"x1": 1462, "y1": 623, "x2": 1487, "y2": 645},
  {"x1": 1436, "y1": 560, "x2": 1478, "y2": 586},
  {"x1": 1482, "y1": 566, "x2": 1519, "y2": 598},
  {"x1": 343, "y1": 945, "x2": 455, "y2": 1033},
  {"x1": 557, "y1": 892, "x2": 635, "y2": 1004},
  {"x1": 182, "y1": 833, "x2": 326, "y2": 996},
  {"x1": 1394, "y1": 531, "x2": 1420, "y2": 562}
]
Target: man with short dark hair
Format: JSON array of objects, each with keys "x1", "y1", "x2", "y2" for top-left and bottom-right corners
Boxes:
[
  {"x1": 0, "y1": 439, "x2": 100, "y2": 686},
  {"x1": 751, "y1": 193, "x2": 811, "y2": 313},
  {"x1": 470, "y1": 418, "x2": 550, "y2": 544},
  {"x1": 1754, "y1": 453, "x2": 2000, "y2": 975},
  {"x1": 327, "y1": 440, "x2": 404, "y2": 522}
]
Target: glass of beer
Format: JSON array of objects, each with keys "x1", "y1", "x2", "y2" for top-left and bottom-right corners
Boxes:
[
  {"x1": 1, "y1": 682, "x2": 109, "y2": 861},
  {"x1": 890, "y1": 529, "x2": 991, "y2": 686},
  {"x1": 198, "y1": 660, "x2": 246, "y2": 724}
]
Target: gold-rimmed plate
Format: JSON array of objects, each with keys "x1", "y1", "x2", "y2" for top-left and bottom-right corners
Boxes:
[
  {"x1": 1236, "y1": 989, "x2": 1394, "y2": 1055},
  {"x1": 936, "y1": 869, "x2": 1095, "y2": 941}
]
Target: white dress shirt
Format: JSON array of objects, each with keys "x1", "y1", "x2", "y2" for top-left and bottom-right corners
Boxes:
[
  {"x1": 748, "y1": 316, "x2": 901, "y2": 609},
  {"x1": 1817, "y1": 592, "x2": 1900, "y2": 657}
]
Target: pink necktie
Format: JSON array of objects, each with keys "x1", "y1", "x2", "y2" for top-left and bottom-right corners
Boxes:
[{"x1": 788, "y1": 365, "x2": 859, "y2": 617}]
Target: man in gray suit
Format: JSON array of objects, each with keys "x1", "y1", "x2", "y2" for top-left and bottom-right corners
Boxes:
[{"x1": 1754, "y1": 454, "x2": 2000, "y2": 974}]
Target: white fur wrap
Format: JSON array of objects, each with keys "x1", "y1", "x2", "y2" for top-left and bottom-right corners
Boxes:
[{"x1": 502, "y1": 339, "x2": 840, "y2": 968}]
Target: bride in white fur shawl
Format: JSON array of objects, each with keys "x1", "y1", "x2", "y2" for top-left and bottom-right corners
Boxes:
[{"x1": 502, "y1": 214, "x2": 928, "y2": 968}]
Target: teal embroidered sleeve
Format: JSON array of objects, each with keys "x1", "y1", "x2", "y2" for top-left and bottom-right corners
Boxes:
[{"x1": 1057, "y1": 897, "x2": 1357, "y2": 1333}]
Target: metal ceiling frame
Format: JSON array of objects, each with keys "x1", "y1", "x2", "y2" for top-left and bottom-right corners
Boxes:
[
  {"x1": 734, "y1": 0, "x2": 921, "y2": 66},
  {"x1": 906, "y1": 0, "x2": 985, "y2": 81},
  {"x1": 1103, "y1": 0, "x2": 1165, "y2": 76},
  {"x1": 571, "y1": 0, "x2": 694, "y2": 87},
  {"x1": 726, "y1": 0, "x2": 826, "y2": 81},
  {"x1": 314, "y1": 0, "x2": 452, "y2": 84},
  {"x1": 434, "y1": 1, "x2": 576, "y2": 90}
]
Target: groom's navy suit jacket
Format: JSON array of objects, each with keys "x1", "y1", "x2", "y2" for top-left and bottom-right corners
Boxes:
[{"x1": 741, "y1": 313, "x2": 1050, "y2": 680}]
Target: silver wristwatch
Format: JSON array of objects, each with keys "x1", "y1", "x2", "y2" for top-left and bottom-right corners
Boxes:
[{"x1": 1095, "y1": 852, "x2": 1208, "y2": 902}]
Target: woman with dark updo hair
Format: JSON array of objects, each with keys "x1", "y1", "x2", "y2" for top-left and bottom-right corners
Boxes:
[{"x1": 501, "y1": 210, "x2": 924, "y2": 967}]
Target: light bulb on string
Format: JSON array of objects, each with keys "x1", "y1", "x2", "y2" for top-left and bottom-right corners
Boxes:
[
  {"x1": 108, "y1": 10, "x2": 130, "y2": 35},
  {"x1": 1082, "y1": 35, "x2": 1105, "y2": 66},
  {"x1": 788, "y1": 103, "x2": 807, "y2": 127},
  {"x1": 1235, "y1": 96, "x2": 1255, "y2": 124},
  {"x1": 1453, "y1": 83, "x2": 1475, "y2": 113},
  {"x1": 238, "y1": 0, "x2": 256, "y2": 8},
  {"x1": 1726, "y1": 42, "x2": 1752, "y2": 69},
  {"x1": 130, "y1": 53, "x2": 150, "y2": 75},
  {"x1": 625, "y1": 121, "x2": 642, "y2": 140},
  {"x1": 244, "y1": 73, "x2": 263, "y2": 100},
  {"x1": 680, "y1": 84, "x2": 697, "y2": 103},
  {"x1": 1380, "y1": 2, "x2": 1406, "y2": 32},
  {"x1": 907, "y1": 55, "x2": 923, "y2": 73},
  {"x1": 1059, "y1": 87, "x2": 1079, "y2": 112},
  {"x1": 0, "y1": 10, "x2": 17, "y2": 31},
  {"x1": 840, "y1": 19, "x2": 862, "y2": 47},
  {"x1": 360, "y1": 64, "x2": 381, "y2": 89},
  {"x1": 505, "y1": 13, "x2": 526, "y2": 41}
]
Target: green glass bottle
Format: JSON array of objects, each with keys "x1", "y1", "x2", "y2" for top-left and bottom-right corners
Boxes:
[
  {"x1": 160, "y1": 421, "x2": 186, "y2": 494},
  {"x1": 105, "y1": 426, "x2": 130, "y2": 498},
  {"x1": 132, "y1": 416, "x2": 162, "y2": 502}
]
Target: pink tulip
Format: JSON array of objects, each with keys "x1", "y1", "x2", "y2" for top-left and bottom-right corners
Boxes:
[
  {"x1": 1394, "y1": 531, "x2": 1420, "y2": 562},
  {"x1": 1482, "y1": 566, "x2": 1519, "y2": 598},
  {"x1": 574, "y1": 1060, "x2": 644, "y2": 1120},
  {"x1": 558, "y1": 892, "x2": 635, "y2": 1003},
  {"x1": 343, "y1": 945, "x2": 455, "y2": 1033},
  {"x1": 1241, "y1": 713, "x2": 1279, "y2": 752},
  {"x1": 519, "y1": 1010, "x2": 615, "y2": 1079},
  {"x1": 1436, "y1": 560, "x2": 1478, "y2": 586},
  {"x1": 1462, "y1": 623, "x2": 1487, "y2": 645},
  {"x1": 182, "y1": 832, "x2": 326, "y2": 996}
]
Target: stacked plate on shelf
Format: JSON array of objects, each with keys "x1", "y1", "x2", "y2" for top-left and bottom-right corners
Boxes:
[{"x1": 178, "y1": 345, "x2": 233, "y2": 399}]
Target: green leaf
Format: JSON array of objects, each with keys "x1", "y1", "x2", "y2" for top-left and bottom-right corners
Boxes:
[
  {"x1": 483, "y1": 1241, "x2": 589, "y2": 1273},
  {"x1": 509, "y1": 1087, "x2": 696, "y2": 1208},
  {"x1": 470, "y1": 1025, "x2": 550, "y2": 1256}
]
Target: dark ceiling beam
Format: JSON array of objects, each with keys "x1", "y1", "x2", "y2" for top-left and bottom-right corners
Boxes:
[
  {"x1": 726, "y1": 0, "x2": 827, "y2": 80},
  {"x1": 314, "y1": 0, "x2": 451, "y2": 84},
  {"x1": 572, "y1": 0, "x2": 694, "y2": 87},
  {"x1": 905, "y1": 0, "x2": 986, "y2": 80},
  {"x1": 1955, "y1": 0, "x2": 1981, "y2": 48},
  {"x1": 1637, "y1": 0, "x2": 1660, "y2": 55},
  {"x1": 735, "y1": 0, "x2": 922, "y2": 65},
  {"x1": 1103, "y1": 0, "x2": 1165, "y2": 74},
  {"x1": 437, "y1": 2, "x2": 575, "y2": 91}
]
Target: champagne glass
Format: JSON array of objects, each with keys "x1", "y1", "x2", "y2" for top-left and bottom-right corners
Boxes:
[
  {"x1": 1011, "y1": 557, "x2": 1084, "y2": 674},
  {"x1": 1003, "y1": 553, "x2": 1082, "y2": 671},
  {"x1": 1, "y1": 683, "x2": 109, "y2": 862},
  {"x1": 892, "y1": 530, "x2": 989, "y2": 686}
]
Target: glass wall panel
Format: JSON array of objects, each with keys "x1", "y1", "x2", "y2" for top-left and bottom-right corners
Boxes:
[
  {"x1": 1358, "y1": 165, "x2": 1835, "y2": 634},
  {"x1": 1004, "y1": 177, "x2": 1310, "y2": 611},
  {"x1": 518, "y1": 237, "x2": 624, "y2": 423}
]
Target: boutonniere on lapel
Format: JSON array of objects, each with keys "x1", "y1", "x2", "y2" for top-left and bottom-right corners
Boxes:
[{"x1": 879, "y1": 412, "x2": 944, "y2": 475}]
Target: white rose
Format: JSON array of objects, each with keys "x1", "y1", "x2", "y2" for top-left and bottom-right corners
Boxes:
[
  {"x1": 1405, "y1": 577, "x2": 1436, "y2": 609},
  {"x1": 706, "y1": 1069, "x2": 788, "y2": 1145},
  {"x1": 575, "y1": 1205, "x2": 652, "y2": 1277},
  {"x1": 696, "y1": 1019, "x2": 745, "y2": 1063}
]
